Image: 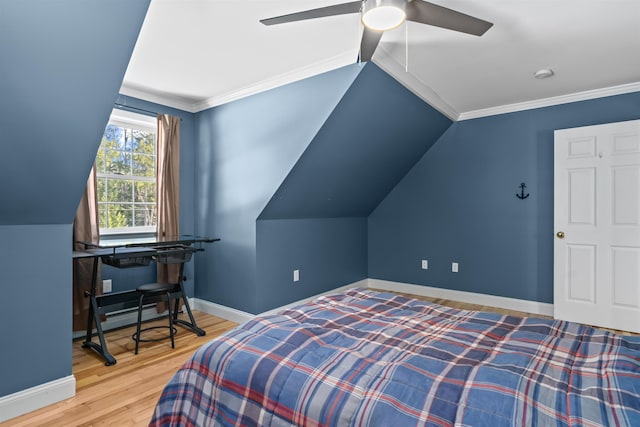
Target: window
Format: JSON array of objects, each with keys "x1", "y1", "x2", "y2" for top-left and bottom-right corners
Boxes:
[{"x1": 96, "y1": 109, "x2": 157, "y2": 235}]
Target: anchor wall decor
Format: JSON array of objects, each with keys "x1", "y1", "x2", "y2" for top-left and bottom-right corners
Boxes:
[{"x1": 516, "y1": 182, "x2": 530, "y2": 200}]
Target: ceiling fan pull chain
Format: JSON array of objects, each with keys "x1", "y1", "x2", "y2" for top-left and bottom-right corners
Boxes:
[
  {"x1": 405, "y1": 21, "x2": 409, "y2": 72},
  {"x1": 357, "y1": 9, "x2": 363, "y2": 63}
]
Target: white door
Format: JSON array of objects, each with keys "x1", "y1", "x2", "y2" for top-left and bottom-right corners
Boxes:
[{"x1": 554, "y1": 119, "x2": 640, "y2": 333}]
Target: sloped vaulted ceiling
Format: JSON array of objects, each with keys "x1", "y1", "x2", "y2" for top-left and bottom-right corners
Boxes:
[
  {"x1": 259, "y1": 63, "x2": 453, "y2": 219},
  {"x1": 0, "y1": 0, "x2": 151, "y2": 225}
]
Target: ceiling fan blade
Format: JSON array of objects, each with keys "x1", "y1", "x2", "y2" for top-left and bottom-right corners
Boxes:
[
  {"x1": 406, "y1": 0, "x2": 493, "y2": 36},
  {"x1": 260, "y1": 1, "x2": 361, "y2": 26},
  {"x1": 359, "y1": 28, "x2": 383, "y2": 62}
]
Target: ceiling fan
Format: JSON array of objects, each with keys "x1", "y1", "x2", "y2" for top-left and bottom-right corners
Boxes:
[{"x1": 260, "y1": 0, "x2": 493, "y2": 63}]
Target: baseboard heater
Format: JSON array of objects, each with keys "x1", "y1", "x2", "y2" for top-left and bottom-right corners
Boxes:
[{"x1": 72, "y1": 303, "x2": 185, "y2": 340}]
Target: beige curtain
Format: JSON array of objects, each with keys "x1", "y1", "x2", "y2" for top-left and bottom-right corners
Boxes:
[
  {"x1": 73, "y1": 165, "x2": 101, "y2": 331},
  {"x1": 157, "y1": 114, "x2": 181, "y2": 291}
]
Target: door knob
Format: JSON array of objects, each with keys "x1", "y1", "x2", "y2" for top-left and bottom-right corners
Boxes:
[{"x1": 556, "y1": 231, "x2": 565, "y2": 239}]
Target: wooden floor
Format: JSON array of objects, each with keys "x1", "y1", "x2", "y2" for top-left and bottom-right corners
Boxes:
[
  {"x1": 5, "y1": 292, "x2": 637, "y2": 426},
  {"x1": 5, "y1": 312, "x2": 238, "y2": 427}
]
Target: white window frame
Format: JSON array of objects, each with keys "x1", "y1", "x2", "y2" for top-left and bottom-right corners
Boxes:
[{"x1": 98, "y1": 109, "x2": 157, "y2": 237}]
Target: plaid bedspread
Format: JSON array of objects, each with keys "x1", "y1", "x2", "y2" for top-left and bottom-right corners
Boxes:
[{"x1": 150, "y1": 288, "x2": 640, "y2": 426}]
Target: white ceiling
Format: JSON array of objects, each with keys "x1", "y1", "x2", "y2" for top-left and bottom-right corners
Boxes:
[{"x1": 121, "y1": 0, "x2": 640, "y2": 119}]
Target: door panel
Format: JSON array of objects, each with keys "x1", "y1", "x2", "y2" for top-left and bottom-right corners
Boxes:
[
  {"x1": 612, "y1": 132, "x2": 640, "y2": 154},
  {"x1": 568, "y1": 168, "x2": 596, "y2": 225},
  {"x1": 566, "y1": 244, "x2": 596, "y2": 302},
  {"x1": 611, "y1": 247, "x2": 640, "y2": 308},
  {"x1": 612, "y1": 166, "x2": 640, "y2": 225},
  {"x1": 568, "y1": 136, "x2": 596, "y2": 158}
]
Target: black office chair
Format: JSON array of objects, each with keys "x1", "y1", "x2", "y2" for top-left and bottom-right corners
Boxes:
[
  {"x1": 131, "y1": 245, "x2": 198, "y2": 354},
  {"x1": 132, "y1": 282, "x2": 176, "y2": 354}
]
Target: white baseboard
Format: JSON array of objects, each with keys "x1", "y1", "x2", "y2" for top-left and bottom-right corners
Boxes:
[
  {"x1": 191, "y1": 278, "x2": 552, "y2": 325},
  {"x1": 192, "y1": 280, "x2": 368, "y2": 324},
  {"x1": 193, "y1": 298, "x2": 255, "y2": 324},
  {"x1": 367, "y1": 279, "x2": 554, "y2": 317},
  {"x1": 257, "y1": 280, "x2": 366, "y2": 317},
  {"x1": 0, "y1": 375, "x2": 76, "y2": 423}
]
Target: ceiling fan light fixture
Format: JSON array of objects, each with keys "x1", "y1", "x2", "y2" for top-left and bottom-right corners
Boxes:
[{"x1": 362, "y1": 0, "x2": 406, "y2": 31}]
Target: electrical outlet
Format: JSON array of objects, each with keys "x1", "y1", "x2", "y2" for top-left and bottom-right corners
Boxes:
[
  {"x1": 451, "y1": 262, "x2": 459, "y2": 273},
  {"x1": 293, "y1": 269, "x2": 300, "y2": 282},
  {"x1": 102, "y1": 279, "x2": 112, "y2": 293},
  {"x1": 421, "y1": 259, "x2": 428, "y2": 270}
]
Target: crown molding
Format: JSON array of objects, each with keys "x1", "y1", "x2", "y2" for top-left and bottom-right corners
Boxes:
[
  {"x1": 121, "y1": 54, "x2": 640, "y2": 120},
  {"x1": 372, "y1": 46, "x2": 459, "y2": 121},
  {"x1": 191, "y1": 51, "x2": 359, "y2": 112},
  {"x1": 120, "y1": 51, "x2": 360, "y2": 114},
  {"x1": 118, "y1": 84, "x2": 199, "y2": 113},
  {"x1": 458, "y1": 82, "x2": 640, "y2": 121}
]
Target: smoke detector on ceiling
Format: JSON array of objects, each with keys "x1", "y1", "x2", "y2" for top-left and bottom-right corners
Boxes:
[{"x1": 534, "y1": 69, "x2": 555, "y2": 79}]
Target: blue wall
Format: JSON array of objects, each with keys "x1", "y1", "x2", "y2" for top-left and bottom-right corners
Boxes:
[
  {"x1": 256, "y1": 218, "x2": 367, "y2": 312},
  {"x1": 194, "y1": 63, "x2": 452, "y2": 314},
  {"x1": 194, "y1": 64, "x2": 364, "y2": 313},
  {"x1": 0, "y1": 225, "x2": 72, "y2": 397},
  {"x1": 0, "y1": 1, "x2": 149, "y2": 226},
  {"x1": 0, "y1": 0, "x2": 149, "y2": 400},
  {"x1": 369, "y1": 91, "x2": 640, "y2": 303},
  {"x1": 260, "y1": 64, "x2": 452, "y2": 219}
]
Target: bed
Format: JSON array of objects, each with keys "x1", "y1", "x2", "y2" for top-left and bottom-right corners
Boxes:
[{"x1": 150, "y1": 288, "x2": 640, "y2": 426}]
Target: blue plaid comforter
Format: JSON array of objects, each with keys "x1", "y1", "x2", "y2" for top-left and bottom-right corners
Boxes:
[{"x1": 150, "y1": 288, "x2": 640, "y2": 426}]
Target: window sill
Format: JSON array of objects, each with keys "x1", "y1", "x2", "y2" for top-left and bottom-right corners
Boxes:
[{"x1": 99, "y1": 230, "x2": 157, "y2": 242}]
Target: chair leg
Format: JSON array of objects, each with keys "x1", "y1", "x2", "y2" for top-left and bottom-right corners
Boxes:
[
  {"x1": 166, "y1": 292, "x2": 175, "y2": 349},
  {"x1": 134, "y1": 293, "x2": 144, "y2": 355},
  {"x1": 173, "y1": 296, "x2": 180, "y2": 321}
]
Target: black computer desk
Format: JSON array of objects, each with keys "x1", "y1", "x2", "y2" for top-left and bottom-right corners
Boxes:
[{"x1": 73, "y1": 235, "x2": 219, "y2": 365}]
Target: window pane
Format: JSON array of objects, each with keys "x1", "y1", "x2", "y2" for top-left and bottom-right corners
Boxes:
[
  {"x1": 124, "y1": 128, "x2": 135, "y2": 151},
  {"x1": 132, "y1": 130, "x2": 155, "y2": 154},
  {"x1": 107, "y1": 179, "x2": 133, "y2": 203},
  {"x1": 95, "y1": 146, "x2": 106, "y2": 174},
  {"x1": 107, "y1": 204, "x2": 133, "y2": 228},
  {"x1": 132, "y1": 153, "x2": 155, "y2": 177},
  {"x1": 97, "y1": 178, "x2": 107, "y2": 203},
  {"x1": 98, "y1": 204, "x2": 108, "y2": 229},
  {"x1": 134, "y1": 181, "x2": 156, "y2": 203},
  {"x1": 105, "y1": 150, "x2": 132, "y2": 175},
  {"x1": 104, "y1": 124, "x2": 124, "y2": 145},
  {"x1": 134, "y1": 205, "x2": 156, "y2": 227}
]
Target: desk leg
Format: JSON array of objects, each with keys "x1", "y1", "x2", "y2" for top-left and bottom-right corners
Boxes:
[
  {"x1": 83, "y1": 295, "x2": 117, "y2": 366},
  {"x1": 81, "y1": 257, "x2": 117, "y2": 366},
  {"x1": 82, "y1": 257, "x2": 99, "y2": 343},
  {"x1": 173, "y1": 281, "x2": 205, "y2": 336},
  {"x1": 172, "y1": 263, "x2": 206, "y2": 337}
]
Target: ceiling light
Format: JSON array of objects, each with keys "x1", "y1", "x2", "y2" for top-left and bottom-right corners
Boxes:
[
  {"x1": 534, "y1": 69, "x2": 554, "y2": 79},
  {"x1": 362, "y1": 0, "x2": 406, "y2": 31}
]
